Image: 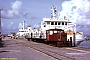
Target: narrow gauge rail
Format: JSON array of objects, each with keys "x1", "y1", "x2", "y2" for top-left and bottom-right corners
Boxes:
[{"x1": 15, "y1": 39, "x2": 75, "y2": 60}]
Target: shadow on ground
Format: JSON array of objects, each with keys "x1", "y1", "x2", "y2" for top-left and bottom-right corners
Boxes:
[
  {"x1": 0, "y1": 50, "x2": 9, "y2": 53},
  {"x1": 0, "y1": 42, "x2": 5, "y2": 48}
]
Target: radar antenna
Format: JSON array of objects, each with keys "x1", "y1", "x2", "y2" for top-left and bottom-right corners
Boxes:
[{"x1": 51, "y1": 5, "x2": 57, "y2": 18}]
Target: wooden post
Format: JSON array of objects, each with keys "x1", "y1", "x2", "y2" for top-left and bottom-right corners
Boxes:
[
  {"x1": 70, "y1": 37, "x2": 72, "y2": 46},
  {"x1": 73, "y1": 33, "x2": 76, "y2": 46}
]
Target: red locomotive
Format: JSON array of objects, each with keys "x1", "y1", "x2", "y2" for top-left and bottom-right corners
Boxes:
[{"x1": 46, "y1": 29, "x2": 72, "y2": 47}]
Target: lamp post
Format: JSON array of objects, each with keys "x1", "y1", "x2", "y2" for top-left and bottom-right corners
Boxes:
[
  {"x1": 0, "y1": 8, "x2": 3, "y2": 42},
  {"x1": 0, "y1": 8, "x2": 2, "y2": 34}
]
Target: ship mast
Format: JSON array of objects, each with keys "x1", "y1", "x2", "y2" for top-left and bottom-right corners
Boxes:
[
  {"x1": 22, "y1": 21, "x2": 25, "y2": 30},
  {"x1": 51, "y1": 5, "x2": 57, "y2": 18}
]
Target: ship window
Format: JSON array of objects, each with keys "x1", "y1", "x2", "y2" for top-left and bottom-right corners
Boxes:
[
  {"x1": 62, "y1": 22, "x2": 64, "y2": 25},
  {"x1": 51, "y1": 22, "x2": 54, "y2": 25},
  {"x1": 43, "y1": 23, "x2": 46, "y2": 27},
  {"x1": 19, "y1": 31, "x2": 24, "y2": 32},
  {"x1": 55, "y1": 22, "x2": 57, "y2": 25},
  {"x1": 47, "y1": 22, "x2": 50, "y2": 24},
  {"x1": 65, "y1": 22, "x2": 67, "y2": 25},
  {"x1": 44, "y1": 25, "x2": 46, "y2": 27},
  {"x1": 58, "y1": 22, "x2": 61, "y2": 25}
]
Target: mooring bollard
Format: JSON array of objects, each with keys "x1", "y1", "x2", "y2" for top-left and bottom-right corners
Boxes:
[{"x1": 28, "y1": 38, "x2": 30, "y2": 41}]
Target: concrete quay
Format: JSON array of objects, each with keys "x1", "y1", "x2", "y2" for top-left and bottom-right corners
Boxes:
[
  {"x1": 0, "y1": 37, "x2": 90, "y2": 60},
  {"x1": 0, "y1": 37, "x2": 55, "y2": 60}
]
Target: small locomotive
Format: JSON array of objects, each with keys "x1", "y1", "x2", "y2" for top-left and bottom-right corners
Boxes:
[{"x1": 46, "y1": 29, "x2": 72, "y2": 47}]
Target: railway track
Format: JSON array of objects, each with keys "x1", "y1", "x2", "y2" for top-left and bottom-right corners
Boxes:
[
  {"x1": 29, "y1": 45, "x2": 75, "y2": 60},
  {"x1": 14, "y1": 39, "x2": 75, "y2": 60}
]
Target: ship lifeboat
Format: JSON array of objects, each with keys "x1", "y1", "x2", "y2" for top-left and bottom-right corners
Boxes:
[{"x1": 75, "y1": 32, "x2": 84, "y2": 45}]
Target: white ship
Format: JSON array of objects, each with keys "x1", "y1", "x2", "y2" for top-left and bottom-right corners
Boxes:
[
  {"x1": 16, "y1": 21, "x2": 32, "y2": 38},
  {"x1": 39, "y1": 5, "x2": 84, "y2": 46},
  {"x1": 17, "y1": 6, "x2": 85, "y2": 46}
]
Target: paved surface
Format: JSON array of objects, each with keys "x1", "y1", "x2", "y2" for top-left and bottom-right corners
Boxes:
[
  {"x1": 0, "y1": 37, "x2": 55, "y2": 60},
  {"x1": 0, "y1": 37, "x2": 90, "y2": 60}
]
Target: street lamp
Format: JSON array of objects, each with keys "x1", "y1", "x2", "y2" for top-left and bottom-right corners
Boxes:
[
  {"x1": 0, "y1": 8, "x2": 3, "y2": 42},
  {"x1": 0, "y1": 8, "x2": 3, "y2": 34}
]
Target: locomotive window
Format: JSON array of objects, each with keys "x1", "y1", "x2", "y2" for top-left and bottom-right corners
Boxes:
[
  {"x1": 58, "y1": 31, "x2": 60, "y2": 33},
  {"x1": 54, "y1": 31, "x2": 57, "y2": 33},
  {"x1": 51, "y1": 22, "x2": 54, "y2": 25},
  {"x1": 62, "y1": 35, "x2": 67, "y2": 40},
  {"x1": 47, "y1": 31, "x2": 49, "y2": 34},
  {"x1": 50, "y1": 31, "x2": 53, "y2": 35}
]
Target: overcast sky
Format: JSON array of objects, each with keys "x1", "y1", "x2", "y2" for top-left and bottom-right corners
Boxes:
[{"x1": 1, "y1": 0, "x2": 90, "y2": 34}]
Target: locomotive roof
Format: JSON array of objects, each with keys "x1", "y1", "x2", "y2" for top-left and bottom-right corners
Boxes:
[{"x1": 46, "y1": 28, "x2": 64, "y2": 31}]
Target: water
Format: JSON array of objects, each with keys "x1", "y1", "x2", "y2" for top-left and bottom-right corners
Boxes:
[{"x1": 78, "y1": 40, "x2": 90, "y2": 49}]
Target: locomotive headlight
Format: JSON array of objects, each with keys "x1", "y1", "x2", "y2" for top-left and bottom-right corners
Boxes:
[{"x1": 58, "y1": 39, "x2": 60, "y2": 41}]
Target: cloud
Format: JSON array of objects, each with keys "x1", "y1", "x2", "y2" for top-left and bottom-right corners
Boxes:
[
  {"x1": 33, "y1": 23, "x2": 40, "y2": 28},
  {"x1": 60, "y1": 0, "x2": 90, "y2": 33},
  {"x1": 8, "y1": 22, "x2": 14, "y2": 28},
  {"x1": 7, "y1": 22, "x2": 18, "y2": 30},
  {"x1": 1, "y1": 0, "x2": 22, "y2": 19},
  {"x1": 30, "y1": 16, "x2": 38, "y2": 20},
  {"x1": 18, "y1": 23, "x2": 22, "y2": 29},
  {"x1": 22, "y1": 13, "x2": 30, "y2": 18},
  {"x1": 7, "y1": 22, "x2": 16, "y2": 30},
  {"x1": 1, "y1": 23, "x2": 3, "y2": 27},
  {"x1": 1, "y1": 0, "x2": 35, "y2": 19}
]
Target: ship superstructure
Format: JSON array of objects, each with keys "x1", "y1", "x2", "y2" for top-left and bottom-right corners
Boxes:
[
  {"x1": 40, "y1": 6, "x2": 75, "y2": 39},
  {"x1": 16, "y1": 21, "x2": 32, "y2": 38},
  {"x1": 41, "y1": 6, "x2": 74, "y2": 30}
]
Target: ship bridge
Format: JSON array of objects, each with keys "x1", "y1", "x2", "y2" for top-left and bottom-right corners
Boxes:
[
  {"x1": 40, "y1": 5, "x2": 76, "y2": 41},
  {"x1": 41, "y1": 5, "x2": 74, "y2": 31},
  {"x1": 42, "y1": 17, "x2": 72, "y2": 23}
]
